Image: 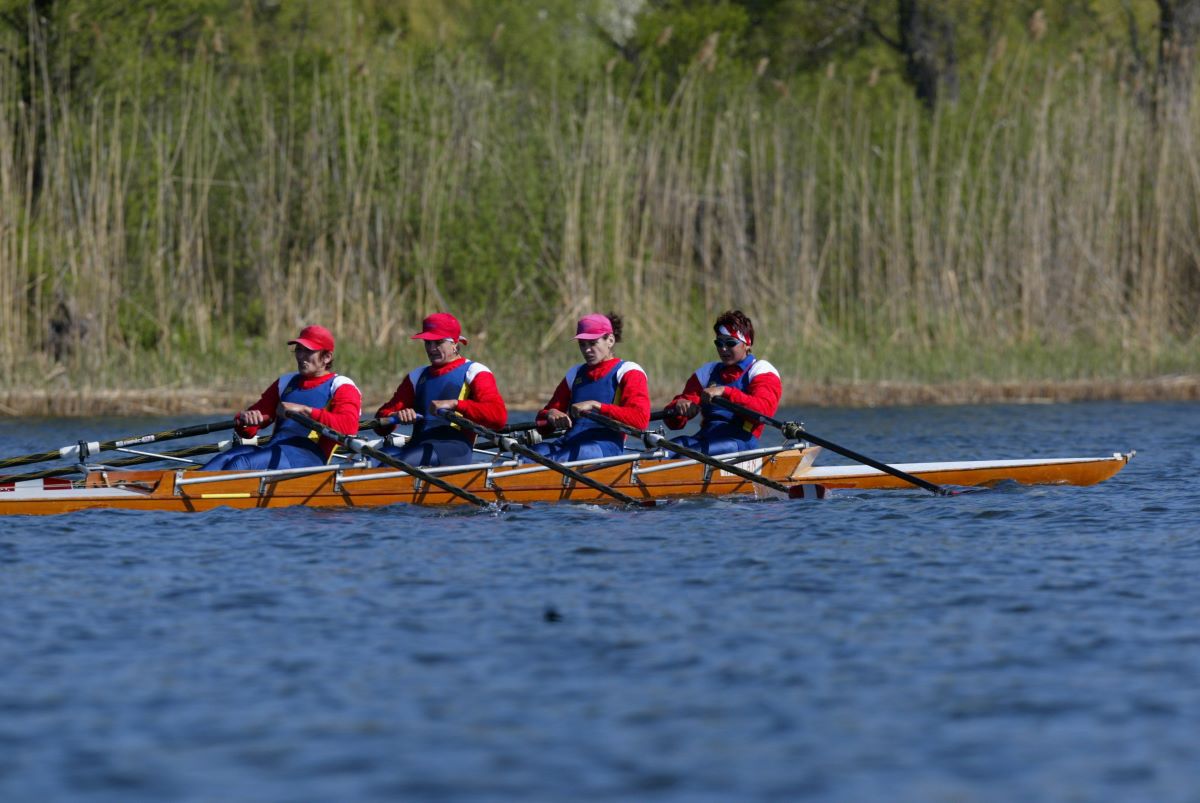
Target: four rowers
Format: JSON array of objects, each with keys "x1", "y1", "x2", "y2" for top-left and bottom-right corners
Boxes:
[{"x1": 209, "y1": 308, "x2": 781, "y2": 468}]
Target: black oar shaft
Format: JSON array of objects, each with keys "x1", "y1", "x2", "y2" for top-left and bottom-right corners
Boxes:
[
  {"x1": 287, "y1": 410, "x2": 493, "y2": 508},
  {"x1": 0, "y1": 419, "x2": 237, "y2": 471},
  {"x1": 0, "y1": 447, "x2": 69, "y2": 471},
  {"x1": 710, "y1": 396, "x2": 950, "y2": 496},
  {"x1": 442, "y1": 411, "x2": 652, "y2": 507},
  {"x1": 3, "y1": 443, "x2": 226, "y2": 481},
  {"x1": 580, "y1": 411, "x2": 801, "y2": 497}
]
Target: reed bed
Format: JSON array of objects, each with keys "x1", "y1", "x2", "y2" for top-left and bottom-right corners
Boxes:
[{"x1": 0, "y1": 32, "x2": 1197, "y2": 407}]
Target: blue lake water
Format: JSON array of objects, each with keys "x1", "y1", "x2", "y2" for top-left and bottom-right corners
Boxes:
[{"x1": 0, "y1": 401, "x2": 1197, "y2": 801}]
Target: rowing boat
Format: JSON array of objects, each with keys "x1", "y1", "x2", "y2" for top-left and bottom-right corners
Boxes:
[{"x1": 0, "y1": 445, "x2": 1133, "y2": 515}]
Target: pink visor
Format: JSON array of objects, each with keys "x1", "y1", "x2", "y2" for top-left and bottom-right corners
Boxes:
[{"x1": 574, "y1": 313, "x2": 613, "y2": 340}]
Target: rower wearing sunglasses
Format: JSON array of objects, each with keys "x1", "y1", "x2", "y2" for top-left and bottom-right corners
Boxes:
[
  {"x1": 529, "y1": 312, "x2": 651, "y2": 462},
  {"x1": 663, "y1": 310, "x2": 782, "y2": 456},
  {"x1": 372, "y1": 313, "x2": 507, "y2": 467}
]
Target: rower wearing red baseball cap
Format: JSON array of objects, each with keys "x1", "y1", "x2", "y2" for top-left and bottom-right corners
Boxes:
[
  {"x1": 373, "y1": 313, "x2": 507, "y2": 467},
  {"x1": 202, "y1": 324, "x2": 362, "y2": 470},
  {"x1": 529, "y1": 312, "x2": 650, "y2": 462},
  {"x1": 663, "y1": 309, "x2": 781, "y2": 455}
]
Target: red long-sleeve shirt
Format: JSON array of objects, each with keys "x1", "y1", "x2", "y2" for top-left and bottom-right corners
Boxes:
[
  {"x1": 536, "y1": 358, "x2": 650, "y2": 435},
  {"x1": 234, "y1": 372, "x2": 363, "y2": 459},
  {"x1": 376, "y1": 358, "x2": 507, "y2": 435},
  {"x1": 665, "y1": 358, "x2": 782, "y2": 439}
]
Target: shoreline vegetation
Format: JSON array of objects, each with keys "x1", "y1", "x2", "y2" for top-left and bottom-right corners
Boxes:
[
  {"x1": 2, "y1": 376, "x2": 1196, "y2": 418},
  {"x1": 1, "y1": 3, "x2": 1198, "y2": 411}
]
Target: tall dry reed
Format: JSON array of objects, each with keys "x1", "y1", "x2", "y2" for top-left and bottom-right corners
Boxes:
[{"x1": 0, "y1": 32, "x2": 1196, "y2": 403}]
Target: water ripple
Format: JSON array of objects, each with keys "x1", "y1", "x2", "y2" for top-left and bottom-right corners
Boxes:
[{"x1": 0, "y1": 401, "x2": 1196, "y2": 801}]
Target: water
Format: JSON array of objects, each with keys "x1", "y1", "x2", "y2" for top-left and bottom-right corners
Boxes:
[{"x1": 0, "y1": 401, "x2": 1196, "y2": 801}]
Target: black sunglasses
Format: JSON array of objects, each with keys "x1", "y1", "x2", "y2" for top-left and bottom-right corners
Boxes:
[{"x1": 713, "y1": 338, "x2": 741, "y2": 349}]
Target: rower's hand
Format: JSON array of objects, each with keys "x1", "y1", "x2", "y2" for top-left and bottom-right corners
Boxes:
[
  {"x1": 544, "y1": 408, "x2": 572, "y2": 430},
  {"x1": 279, "y1": 402, "x2": 313, "y2": 418},
  {"x1": 237, "y1": 409, "x2": 267, "y2": 427},
  {"x1": 570, "y1": 400, "x2": 603, "y2": 420},
  {"x1": 430, "y1": 399, "x2": 459, "y2": 417},
  {"x1": 670, "y1": 399, "x2": 698, "y2": 418},
  {"x1": 391, "y1": 408, "x2": 419, "y2": 424},
  {"x1": 700, "y1": 386, "x2": 727, "y2": 404}
]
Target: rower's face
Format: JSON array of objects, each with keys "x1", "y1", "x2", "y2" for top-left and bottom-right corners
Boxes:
[
  {"x1": 293, "y1": 345, "x2": 332, "y2": 377},
  {"x1": 577, "y1": 334, "x2": 615, "y2": 366},
  {"x1": 713, "y1": 336, "x2": 749, "y2": 366},
  {"x1": 424, "y1": 338, "x2": 459, "y2": 367}
]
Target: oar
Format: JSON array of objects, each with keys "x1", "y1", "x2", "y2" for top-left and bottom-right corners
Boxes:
[
  {"x1": 2, "y1": 443, "x2": 228, "y2": 481},
  {"x1": 286, "y1": 409, "x2": 495, "y2": 509},
  {"x1": 2, "y1": 414, "x2": 400, "y2": 481},
  {"x1": 0, "y1": 419, "x2": 238, "y2": 471},
  {"x1": 439, "y1": 410, "x2": 655, "y2": 508},
  {"x1": 0, "y1": 433, "x2": 285, "y2": 481},
  {"x1": 709, "y1": 396, "x2": 952, "y2": 496},
  {"x1": 579, "y1": 410, "x2": 812, "y2": 499}
]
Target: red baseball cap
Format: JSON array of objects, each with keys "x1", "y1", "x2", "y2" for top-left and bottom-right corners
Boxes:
[
  {"x1": 288, "y1": 325, "x2": 335, "y2": 352},
  {"x1": 412, "y1": 312, "x2": 468, "y2": 344},
  {"x1": 574, "y1": 313, "x2": 613, "y2": 340}
]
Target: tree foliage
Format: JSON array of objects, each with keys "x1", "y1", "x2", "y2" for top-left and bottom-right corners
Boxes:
[{"x1": 0, "y1": 0, "x2": 1187, "y2": 108}]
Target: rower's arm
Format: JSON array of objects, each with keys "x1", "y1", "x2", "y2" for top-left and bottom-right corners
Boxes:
[
  {"x1": 375, "y1": 377, "x2": 416, "y2": 434},
  {"x1": 535, "y1": 378, "x2": 573, "y2": 435},
  {"x1": 720, "y1": 368, "x2": 782, "y2": 439},
  {"x1": 309, "y1": 382, "x2": 363, "y2": 436},
  {"x1": 599, "y1": 365, "x2": 651, "y2": 430},
  {"x1": 723, "y1": 370, "x2": 782, "y2": 419},
  {"x1": 664, "y1": 372, "x2": 704, "y2": 430},
  {"x1": 235, "y1": 382, "x2": 281, "y2": 438},
  {"x1": 454, "y1": 369, "x2": 508, "y2": 431}
]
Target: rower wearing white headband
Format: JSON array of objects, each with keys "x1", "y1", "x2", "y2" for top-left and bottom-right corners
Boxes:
[{"x1": 663, "y1": 310, "x2": 782, "y2": 456}]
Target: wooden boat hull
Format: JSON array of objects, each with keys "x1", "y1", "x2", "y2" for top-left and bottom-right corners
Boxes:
[
  {"x1": 0, "y1": 449, "x2": 1133, "y2": 515},
  {"x1": 791, "y1": 453, "x2": 1133, "y2": 490}
]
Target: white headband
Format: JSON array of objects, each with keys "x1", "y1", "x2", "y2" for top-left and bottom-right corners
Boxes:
[{"x1": 717, "y1": 324, "x2": 751, "y2": 346}]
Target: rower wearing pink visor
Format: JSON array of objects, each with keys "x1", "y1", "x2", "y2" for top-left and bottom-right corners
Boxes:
[{"x1": 531, "y1": 312, "x2": 650, "y2": 462}]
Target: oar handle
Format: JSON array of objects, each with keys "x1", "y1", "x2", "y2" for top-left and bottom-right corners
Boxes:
[
  {"x1": 709, "y1": 396, "x2": 951, "y2": 496},
  {"x1": 363, "y1": 414, "x2": 423, "y2": 429}
]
